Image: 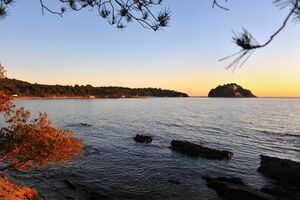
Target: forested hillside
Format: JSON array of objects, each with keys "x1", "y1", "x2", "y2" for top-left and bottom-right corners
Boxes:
[{"x1": 0, "y1": 78, "x2": 188, "y2": 98}]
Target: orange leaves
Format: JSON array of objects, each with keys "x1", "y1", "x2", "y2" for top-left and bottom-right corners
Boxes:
[
  {"x1": 0, "y1": 176, "x2": 40, "y2": 200},
  {"x1": 0, "y1": 65, "x2": 83, "y2": 172},
  {"x1": 0, "y1": 108, "x2": 83, "y2": 171},
  {"x1": 0, "y1": 91, "x2": 13, "y2": 113},
  {"x1": 0, "y1": 64, "x2": 13, "y2": 113}
]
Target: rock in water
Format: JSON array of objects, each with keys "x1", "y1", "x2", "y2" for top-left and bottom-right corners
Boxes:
[
  {"x1": 208, "y1": 83, "x2": 256, "y2": 97},
  {"x1": 258, "y1": 155, "x2": 300, "y2": 188},
  {"x1": 203, "y1": 176, "x2": 277, "y2": 200},
  {"x1": 64, "y1": 179, "x2": 77, "y2": 190},
  {"x1": 170, "y1": 140, "x2": 233, "y2": 159},
  {"x1": 260, "y1": 186, "x2": 300, "y2": 200},
  {"x1": 80, "y1": 123, "x2": 92, "y2": 127},
  {"x1": 133, "y1": 134, "x2": 153, "y2": 143}
]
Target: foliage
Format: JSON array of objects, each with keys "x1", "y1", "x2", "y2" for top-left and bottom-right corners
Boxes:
[
  {"x1": 0, "y1": 0, "x2": 170, "y2": 30},
  {"x1": 0, "y1": 66, "x2": 83, "y2": 172},
  {"x1": 0, "y1": 64, "x2": 13, "y2": 113},
  {"x1": 0, "y1": 78, "x2": 189, "y2": 98},
  {"x1": 216, "y1": 0, "x2": 300, "y2": 69},
  {"x1": 0, "y1": 109, "x2": 83, "y2": 171},
  {"x1": 0, "y1": 176, "x2": 40, "y2": 200}
]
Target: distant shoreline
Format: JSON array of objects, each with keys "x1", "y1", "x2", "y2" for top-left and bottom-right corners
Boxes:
[
  {"x1": 2, "y1": 78, "x2": 189, "y2": 98},
  {"x1": 14, "y1": 96, "x2": 188, "y2": 100},
  {"x1": 13, "y1": 96, "x2": 300, "y2": 100}
]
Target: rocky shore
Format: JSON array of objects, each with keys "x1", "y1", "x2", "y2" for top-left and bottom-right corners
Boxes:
[
  {"x1": 3, "y1": 138, "x2": 299, "y2": 200},
  {"x1": 203, "y1": 155, "x2": 300, "y2": 200}
]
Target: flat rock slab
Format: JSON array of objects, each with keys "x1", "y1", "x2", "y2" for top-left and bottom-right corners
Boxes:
[
  {"x1": 261, "y1": 187, "x2": 300, "y2": 200},
  {"x1": 258, "y1": 155, "x2": 300, "y2": 188},
  {"x1": 203, "y1": 176, "x2": 277, "y2": 200},
  {"x1": 171, "y1": 140, "x2": 233, "y2": 159}
]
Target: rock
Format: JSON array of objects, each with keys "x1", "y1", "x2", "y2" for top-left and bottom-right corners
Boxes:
[
  {"x1": 64, "y1": 179, "x2": 77, "y2": 190},
  {"x1": 208, "y1": 83, "x2": 256, "y2": 97},
  {"x1": 133, "y1": 134, "x2": 153, "y2": 143},
  {"x1": 168, "y1": 179, "x2": 181, "y2": 185},
  {"x1": 62, "y1": 180, "x2": 108, "y2": 200},
  {"x1": 170, "y1": 140, "x2": 233, "y2": 159},
  {"x1": 80, "y1": 123, "x2": 92, "y2": 127},
  {"x1": 258, "y1": 155, "x2": 300, "y2": 188},
  {"x1": 203, "y1": 176, "x2": 277, "y2": 200},
  {"x1": 261, "y1": 187, "x2": 300, "y2": 200}
]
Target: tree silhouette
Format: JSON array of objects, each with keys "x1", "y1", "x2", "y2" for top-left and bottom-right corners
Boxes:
[
  {"x1": 1, "y1": 0, "x2": 299, "y2": 68},
  {"x1": 216, "y1": 0, "x2": 300, "y2": 70},
  {"x1": 0, "y1": 0, "x2": 170, "y2": 30},
  {"x1": 0, "y1": 64, "x2": 83, "y2": 172}
]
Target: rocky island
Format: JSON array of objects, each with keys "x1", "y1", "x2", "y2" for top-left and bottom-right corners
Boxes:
[{"x1": 208, "y1": 83, "x2": 256, "y2": 97}]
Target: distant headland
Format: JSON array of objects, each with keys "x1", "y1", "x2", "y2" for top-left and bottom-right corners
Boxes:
[
  {"x1": 208, "y1": 83, "x2": 256, "y2": 98},
  {"x1": 0, "y1": 78, "x2": 189, "y2": 98}
]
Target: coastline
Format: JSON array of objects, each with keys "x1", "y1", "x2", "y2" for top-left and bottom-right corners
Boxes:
[{"x1": 14, "y1": 96, "x2": 189, "y2": 100}]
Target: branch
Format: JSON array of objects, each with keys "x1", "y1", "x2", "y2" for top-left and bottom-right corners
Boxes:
[
  {"x1": 222, "y1": 0, "x2": 299, "y2": 70},
  {"x1": 212, "y1": 0, "x2": 229, "y2": 11},
  {"x1": 251, "y1": 0, "x2": 299, "y2": 49},
  {"x1": 0, "y1": 159, "x2": 31, "y2": 172},
  {"x1": 36, "y1": 0, "x2": 170, "y2": 31}
]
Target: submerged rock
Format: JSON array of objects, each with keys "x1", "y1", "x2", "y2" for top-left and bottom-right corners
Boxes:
[
  {"x1": 168, "y1": 179, "x2": 181, "y2": 185},
  {"x1": 208, "y1": 83, "x2": 256, "y2": 97},
  {"x1": 62, "y1": 179, "x2": 108, "y2": 200},
  {"x1": 258, "y1": 155, "x2": 300, "y2": 188},
  {"x1": 203, "y1": 176, "x2": 277, "y2": 200},
  {"x1": 80, "y1": 123, "x2": 92, "y2": 127},
  {"x1": 133, "y1": 134, "x2": 153, "y2": 143},
  {"x1": 64, "y1": 179, "x2": 77, "y2": 190},
  {"x1": 170, "y1": 140, "x2": 233, "y2": 159}
]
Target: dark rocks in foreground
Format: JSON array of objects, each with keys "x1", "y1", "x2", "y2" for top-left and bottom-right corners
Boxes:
[
  {"x1": 63, "y1": 179, "x2": 108, "y2": 200},
  {"x1": 133, "y1": 134, "x2": 153, "y2": 143},
  {"x1": 170, "y1": 140, "x2": 233, "y2": 159},
  {"x1": 203, "y1": 176, "x2": 277, "y2": 200},
  {"x1": 208, "y1": 83, "x2": 256, "y2": 97},
  {"x1": 261, "y1": 186, "x2": 300, "y2": 200},
  {"x1": 258, "y1": 155, "x2": 300, "y2": 188}
]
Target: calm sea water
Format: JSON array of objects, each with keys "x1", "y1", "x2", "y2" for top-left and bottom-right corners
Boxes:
[{"x1": 8, "y1": 98, "x2": 300, "y2": 200}]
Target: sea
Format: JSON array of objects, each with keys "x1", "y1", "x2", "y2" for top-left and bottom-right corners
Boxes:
[{"x1": 7, "y1": 98, "x2": 300, "y2": 200}]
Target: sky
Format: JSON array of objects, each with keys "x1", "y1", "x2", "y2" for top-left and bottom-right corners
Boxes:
[{"x1": 1, "y1": 0, "x2": 300, "y2": 97}]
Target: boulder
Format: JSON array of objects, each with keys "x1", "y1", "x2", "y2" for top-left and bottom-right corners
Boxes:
[
  {"x1": 170, "y1": 140, "x2": 233, "y2": 159},
  {"x1": 203, "y1": 176, "x2": 277, "y2": 200},
  {"x1": 258, "y1": 155, "x2": 300, "y2": 187},
  {"x1": 133, "y1": 134, "x2": 153, "y2": 143}
]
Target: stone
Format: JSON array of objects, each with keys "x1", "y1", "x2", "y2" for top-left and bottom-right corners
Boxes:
[{"x1": 171, "y1": 140, "x2": 233, "y2": 159}]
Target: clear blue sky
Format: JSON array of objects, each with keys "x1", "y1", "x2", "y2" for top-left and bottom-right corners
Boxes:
[{"x1": 1, "y1": 0, "x2": 300, "y2": 96}]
